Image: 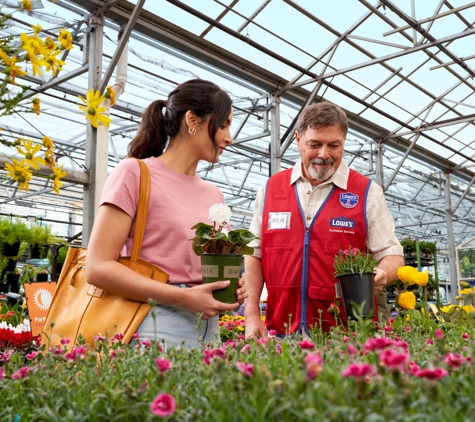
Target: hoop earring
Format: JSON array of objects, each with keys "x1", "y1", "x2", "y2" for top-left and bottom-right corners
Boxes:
[{"x1": 188, "y1": 126, "x2": 196, "y2": 136}]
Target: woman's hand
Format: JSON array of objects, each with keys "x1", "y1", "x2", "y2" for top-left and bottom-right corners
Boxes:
[{"x1": 182, "y1": 281, "x2": 238, "y2": 319}]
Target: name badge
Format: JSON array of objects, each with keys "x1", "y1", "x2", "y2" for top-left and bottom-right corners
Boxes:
[{"x1": 268, "y1": 212, "x2": 291, "y2": 230}]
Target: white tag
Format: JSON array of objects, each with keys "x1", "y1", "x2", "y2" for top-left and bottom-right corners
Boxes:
[
  {"x1": 268, "y1": 212, "x2": 291, "y2": 230},
  {"x1": 335, "y1": 283, "x2": 341, "y2": 298}
]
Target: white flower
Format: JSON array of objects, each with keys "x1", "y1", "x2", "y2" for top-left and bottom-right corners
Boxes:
[
  {"x1": 209, "y1": 203, "x2": 232, "y2": 227},
  {"x1": 0, "y1": 318, "x2": 31, "y2": 333}
]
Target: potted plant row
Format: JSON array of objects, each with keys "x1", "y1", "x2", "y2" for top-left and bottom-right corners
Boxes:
[
  {"x1": 0, "y1": 217, "x2": 64, "y2": 282},
  {"x1": 399, "y1": 238, "x2": 437, "y2": 257}
]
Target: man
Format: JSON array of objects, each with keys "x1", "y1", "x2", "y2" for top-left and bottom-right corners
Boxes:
[{"x1": 244, "y1": 102, "x2": 404, "y2": 338}]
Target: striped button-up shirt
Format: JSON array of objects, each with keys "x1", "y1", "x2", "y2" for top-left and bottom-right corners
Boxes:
[{"x1": 248, "y1": 159, "x2": 403, "y2": 263}]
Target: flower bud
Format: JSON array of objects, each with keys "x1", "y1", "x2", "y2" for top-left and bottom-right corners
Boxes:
[
  {"x1": 327, "y1": 303, "x2": 340, "y2": 316},
  {"x1": 460, "y1": 281, "x2": 471, "y2": 288}
]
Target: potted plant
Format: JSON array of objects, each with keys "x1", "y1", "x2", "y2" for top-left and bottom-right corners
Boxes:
[
  {"x1": 19, "y1": 264, "x2": 37, "y2": 285},
  {"x1": 399, "y1": 238, "x2": 417, "y2": 256},
  {"x1": 419, "y1": 240, "x2": 437, "y2": 258},
  {"x1": 26, "y1": 223, "x2": 61, "y2": 259},
  {"x1": 333, "y1": 246, "x2": 377, "y2": 319},
  {"x1": 0, "y1": 218, "x2": 30, "y2": 279},
  {"x1": 3, "y1": 269, "x2": 21, "y2": 294},
  {"x1": 48, "y1": 244, "x2": 68, "y2": 280},
  {"x1": 36, "y1": 267, "x2": 49, "y2": 282},
  {"x1": 190, "y1": 203, "x2": 259, "y2": 303}
]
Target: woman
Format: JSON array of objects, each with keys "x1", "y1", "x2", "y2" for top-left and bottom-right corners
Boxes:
[{"x1": 86, "y1": 79, "x2": 247, "y2": 349}]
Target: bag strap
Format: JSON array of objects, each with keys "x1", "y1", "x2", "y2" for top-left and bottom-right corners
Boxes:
[{"x1": 130, "y1": 159, "x2": 151, "y2": 262}]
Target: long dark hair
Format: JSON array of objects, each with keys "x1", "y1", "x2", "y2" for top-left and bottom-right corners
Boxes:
[{"x1": 128, "y1": 79, "x2": 232, "y2": 159}]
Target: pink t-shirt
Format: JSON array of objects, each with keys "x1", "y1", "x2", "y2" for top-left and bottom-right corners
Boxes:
[{"x1": 99, "y1": 157, "x2": 225, "y2": 284}]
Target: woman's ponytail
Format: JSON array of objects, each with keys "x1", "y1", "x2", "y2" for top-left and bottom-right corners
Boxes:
[{"x1": 128, "y1": 99, "x2": 168, "y2": 159}]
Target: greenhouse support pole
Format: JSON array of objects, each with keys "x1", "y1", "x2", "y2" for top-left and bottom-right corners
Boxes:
[
  {"x1": 375, "y1": 139, "x2": 385, "y2": 190},
  {"x1": 83, "y1": 13, "x2": 105, "y2": 247},
  {"x1": 270, "y1": 95, "x2": 281, "y2": 176},
  {"x1": 445, "y1": 172, "x2": 458, "y2": 303}
]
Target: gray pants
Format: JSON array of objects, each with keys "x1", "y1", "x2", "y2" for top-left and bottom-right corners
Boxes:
[{"x1": 136, "y1": 284, "x2": 220, "y2": 349}]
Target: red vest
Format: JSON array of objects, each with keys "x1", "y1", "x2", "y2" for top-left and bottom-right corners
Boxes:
[{"x1": 261, "y1": 168, "x2": 372, "y2": 335}]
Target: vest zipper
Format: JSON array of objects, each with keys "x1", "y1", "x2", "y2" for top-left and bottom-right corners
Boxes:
[{"x1": 300, "y1": 228, "x2": 310, "y2": 334}]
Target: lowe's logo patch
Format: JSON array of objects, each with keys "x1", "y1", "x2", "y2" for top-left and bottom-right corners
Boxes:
[
  {"x1": 339, "y1": 192, "x2": 359, "y2": 209},
  {"x1": 330, "y1": 217, "x2": 355, "y2": 229}
]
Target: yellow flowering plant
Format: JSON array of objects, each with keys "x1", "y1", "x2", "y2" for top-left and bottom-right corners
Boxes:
[
  {"x1": 395, "y1": 265, "x2": 431, "y2": 322},
  {"x1": 0, "y1": 4, "x2": 72, "y2": 194}
]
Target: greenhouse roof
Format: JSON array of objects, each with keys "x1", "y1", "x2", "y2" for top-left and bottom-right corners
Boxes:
[{"x1": 1, "y1": 0, "x2": 475, "y2": 272}]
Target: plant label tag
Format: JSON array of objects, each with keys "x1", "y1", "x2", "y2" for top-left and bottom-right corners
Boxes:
[
  {"x1": 335, "y1": 283, "x2": 342, "y2": 298},
  {"x1": 224, "y1": 266, "x2": 241, "y2": 278},
  {"x1": 202, "y1": 265, "x2": 219, "y2": 278},
  {"x1": 268, "y1": 212, "x2": 291, "y2": 230}
]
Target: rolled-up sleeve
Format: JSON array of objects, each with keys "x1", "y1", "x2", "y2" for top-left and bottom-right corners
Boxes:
[
  {"x1": 248, "y1": 184, "x2": 266, "y2": 259},
  {"x1": 366, "y1": 182, "x2": 403, "y2": 262}
]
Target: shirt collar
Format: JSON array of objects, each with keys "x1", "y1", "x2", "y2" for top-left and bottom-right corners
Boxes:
[{"x1": 290, "y1": 158, "x2": 349, "y2": 190}]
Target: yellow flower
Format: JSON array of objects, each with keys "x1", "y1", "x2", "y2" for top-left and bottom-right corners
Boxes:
[
  {"x1": 397, "y1": 291, "x2": 416, "y2": 310},
  {"x1": 459, "y1": 288, "x2": 475, "y2": 295},
  {"x1": 32, "y1": 24, "x2": 42, "y2": 34},
  {"x1": 32, "y1": 96, "x2": 40, "y2": 115},
  {"x1": 58, "y1": 29, "x2": 73, "y2": 51},
  {"x1": 397, "y1": 266, "x2": 418, "y2": 285},
  {"x1": 43, "y1": 37, "x2": 56, "y2": 52},
  {"x1": 78, "y1": 88, "x2": 111, "y2": 128},
  {"x1": 462, "y1": 305, "x2": 475, "y2": 315},
  {"x1": 51, "y1": 164, "x2": 66, "y2": 195},
  {"x1": 5, "y1": 159, "x2": 32, "y2": 191},
  {"x1": 17, "y1": 138, "x2": 46, "y2": 170},
  {"x1": 104, "y1": 86, "x2": 116, "y2": 106},
  {"x1": 415, "y1": 270, "x2": 429, "y2": 287},
  {"x1": 440, "y1": 305, "x2": 456, "y2": 314},
  {"x1": 0, "y1": 50, "x2": 26, "y2": 84},
  {"x1": 21, "y1": 0, "x2": 32, "y2": 11},
  {"x1": 44, "y1": 48, "x2": 65, "y2": 75},
  {"x1": 20, "y1": 33, "x2": 48, "y2": 76},
  {"x1": 42, "y1": 135, "x2": 54, "y2": 150}
]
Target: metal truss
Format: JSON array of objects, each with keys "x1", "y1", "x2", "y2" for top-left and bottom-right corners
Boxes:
[{"x1": 1, "y1": 0, "x2": 475, "y2": 295}]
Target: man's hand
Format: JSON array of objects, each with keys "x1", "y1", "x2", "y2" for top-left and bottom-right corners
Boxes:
[
  {"x1": 245, "y1": 314, "x2": 267, "y2": 339},
  {"x1": 373, "y1": 267, "x2": 388, "y2": 293}
]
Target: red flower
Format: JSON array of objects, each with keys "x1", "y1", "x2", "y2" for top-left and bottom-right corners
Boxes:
[
  {"x1": 150, "y1": 393, "x2": 176, "y2": 417},
  {"x1": 236, "y1": 361, "x2": 254, "y2": 377},
  {"x1": 379, "y1": 349, "x2": 409, "y2": 371},
  {"x1": 156, "y1": 357, "x2": 172, "y2": 373},
  {"x1": 416, "y1": 367, "x2": 448, "y2": 380},
  {"x1": 0, "y1": 328, "x2": 34, "y2": 352},
  {"x1": 342, "y1": 363, "x2": 375, "y2": 381},
  {"x1": 298, "y1": 339, "x2": 315, "y2": 350},
  {"x1": 364, "y1": 337, "x2": 393, "y2": 352},
  {"x1": 444, "y1": 353, "x2": 464, "y2": 369}
]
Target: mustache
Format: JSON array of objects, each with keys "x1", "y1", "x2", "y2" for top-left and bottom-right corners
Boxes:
[{"x1": 311, "y1": 158, "x2": 335, "y2": 165}]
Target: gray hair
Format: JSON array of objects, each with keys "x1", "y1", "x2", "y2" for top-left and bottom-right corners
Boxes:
[{"x1": 295, "y1": 102, "x2": 348, "y2": 137}]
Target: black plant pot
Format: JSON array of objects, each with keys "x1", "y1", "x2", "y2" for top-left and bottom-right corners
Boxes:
[
  {"x1": 36, "y1": 273, "x2": 48, "y2": 282},
  {"x1": 30, "y1": 244, "x2": 50, "y2": 259},
  {"x1": 0, "y1": 259, "x2": 17, "y2": 282},
  {"x1": 2, "y1": 242, "x2": 21, "y2": 257},
  {"x1": 337, "y1": 272, "x2": 375, "y2": 319},
  {"x1": 5, "y1": 273, "x2": 20, "y2": 294}
]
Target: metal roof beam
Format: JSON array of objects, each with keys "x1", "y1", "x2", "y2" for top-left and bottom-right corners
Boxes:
[
  {"x1": 380, "y1": 0, "x2": 475, "y2": 78},
  {"x1": 384, "y1": 1, "x2": 475, "y2": 36}
]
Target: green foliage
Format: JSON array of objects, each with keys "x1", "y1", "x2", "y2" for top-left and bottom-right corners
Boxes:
[
  {"x1": 3, "y1": 316, "x2": 475, "y2": 421},
  {"x1": 400, "y1": 237, "x2": 416, "y2": 254},
  {"x1": 0, "y1": 218, "x2": 30, "y2": 249},
  {"x1": 190, "y1": 222, "x2": 259, "y2": 255},
  {"x1": 399, "y1": 238, "x2": 437, "y2": 256},
  {"x1": 26, "y1": 223, "x2": 61, "y2": 246}
]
